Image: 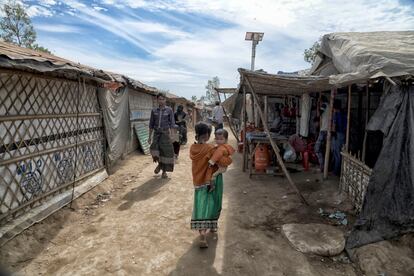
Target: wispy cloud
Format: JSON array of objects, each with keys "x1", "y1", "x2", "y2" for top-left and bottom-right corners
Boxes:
[
  {"x1": 25, "y1": 0, "x2": 414, "y2": 98},
  {"x1": 27, "y1": 4, "x2": 54, "y2": 17},
  {"x1": 35, "y1": 23, "x2": 81, "y2": 33}
]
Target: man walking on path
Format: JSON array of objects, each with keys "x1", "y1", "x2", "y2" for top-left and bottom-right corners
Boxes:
[
  {"x1": 148, "y1": 93, "x2": 175, "y2": 178},
  {"x1": 212, "y1": 101, "x2": 224, "y2": 131}
]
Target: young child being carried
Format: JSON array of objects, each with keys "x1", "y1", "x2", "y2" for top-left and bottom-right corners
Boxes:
[{"x1": 208, "y1": 129, "x2": 235, "y2": 182}]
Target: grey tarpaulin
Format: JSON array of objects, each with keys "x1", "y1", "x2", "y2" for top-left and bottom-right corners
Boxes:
[
  {"x1": 311, "y1": 31, "x2": 414, "y2": 86},
  {"x1": 98, "y1": 86, "x2": 130, "y2": 167},
  {"x1": 346, "y1": 84, "x2": 414, "y2": 249}
]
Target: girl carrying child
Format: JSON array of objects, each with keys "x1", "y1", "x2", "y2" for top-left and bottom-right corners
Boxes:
[{"x1": 189, "y1": 123, "x2": 234, "y2": 248}]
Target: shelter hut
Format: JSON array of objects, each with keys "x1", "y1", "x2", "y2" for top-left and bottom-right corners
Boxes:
[
  {"x1": 0, "y1": 41, "x2": 158, "y2": 238},
  {"x1": 235, "y1": 68, "x2": 334, "y2": 204},
  {"x1": 310, "y1": 31, "x2": 414, "y2": 248}
]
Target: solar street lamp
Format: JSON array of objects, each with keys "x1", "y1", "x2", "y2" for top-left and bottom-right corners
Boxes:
[{"x1": 245, "y1": 32, "x2": 264, "y2": 71}]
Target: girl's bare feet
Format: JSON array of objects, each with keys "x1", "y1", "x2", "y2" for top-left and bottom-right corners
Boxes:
[{"x1": 199, "y1": 230, "x2": 208, "y2": 248}]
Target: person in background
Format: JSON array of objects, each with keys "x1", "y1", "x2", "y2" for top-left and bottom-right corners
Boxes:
[
  {"x1": 172, "y1": 105, "x2": 187, "y2": 160},
  {"x1": 175, "y1": 105, "x2": 187, "y2": 145},
  {"x1": 315, "y1": 96, "x2": 330, "y2": 172},
  {"x1": 270, "y1": 109, "x2": 283, "y2": 133},
  {"x1": 212, "y1": 101, "x2": 224, "y2": 131},
  {"x1": 172, "y1": 124, "x2": 180, "y2": 160},
  {"x1": 148, "y1": 92, "x2": 175, "y2": 179},
  {"x1": 331, "y1": 99, "x2": 347, "y2": 176}
]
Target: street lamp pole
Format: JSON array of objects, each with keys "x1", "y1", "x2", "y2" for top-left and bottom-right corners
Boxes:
[
  {"x1": 245, "y1": 32, "x2": 264, "y2": 71},
  {"x1": 251, "y1": 40, "x2": 257, "y2": 70}
]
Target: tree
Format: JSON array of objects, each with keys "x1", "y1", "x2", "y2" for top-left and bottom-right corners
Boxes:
[
  {"x1": 205, "y1": 76, "x2": 220, "y2": 104},
  {"x1": 191, "y1": 95, "x2": 197, "y2": 102},
  {"x1": 303, "y1": 39, "x2": 321, "y2": 64},
  {"x1": 0, "y1": 1, "x2": 51, "y2": 54},
  {"x1": 30, "y1": 43, "x2": 52, "y2": 55}
]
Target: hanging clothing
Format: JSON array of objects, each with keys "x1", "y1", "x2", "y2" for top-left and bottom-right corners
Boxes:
[{"x1": 300, "y1": 94, "x2": 311, "y2": 137}]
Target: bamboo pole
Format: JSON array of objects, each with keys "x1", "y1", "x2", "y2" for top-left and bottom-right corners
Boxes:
[
  {"x1": 362, "y1": 83, "x2": 370, "y2": 161},
  {"x1": 242, "y1": 86, "x2": 247, "y2": 172},
  {"x1": 216, "y1": 89, "x2": 240, "y2": 143},
  {"x1": 345, "y1": 85, "x2": 352, "y2": 151},
  {"x1": 264, "y1": 96, "x2": 268, "y2": 128},
  {"x1": 245, "y1": 76, "x2": 308, "y2": 205},
  {"x1": 323, "y1": 88, "x2": 336, "y2": 179}
]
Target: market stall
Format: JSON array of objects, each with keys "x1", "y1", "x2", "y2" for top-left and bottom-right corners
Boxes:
[{"x1": 237, "y1": 68, "x2": 334, "y2": 204}]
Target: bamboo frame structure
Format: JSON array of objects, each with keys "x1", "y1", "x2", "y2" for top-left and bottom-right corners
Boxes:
[
  {"x1": 242, "y1": 87, "x2": 247, "y2": 172},
  {"x1": 215, "y1": 89, "x2": 240, "y2": 143},
  {"x1": 0, "y1": 71, "x2": 105, "y2": 225},
  {"x1": 345, "y1": 85, "x2": 352, "y2": 151},
  {"x1": 244, "y1": 76, "x2": 308, "y2": 205},
  {"x1": 323, "y1": 88, "x2": 336, "y2": 179},
  {"x1": 362, "y1": 83, "x2": 370, "y2": 161}
]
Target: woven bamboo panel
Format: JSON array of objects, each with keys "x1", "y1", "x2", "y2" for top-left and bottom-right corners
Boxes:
[
  {"x1": 0, "y1": 72, "x2": 105, "y2": 225},
  {"x1": 340, "y1": 151, "x2": 372, "y2": 212}
]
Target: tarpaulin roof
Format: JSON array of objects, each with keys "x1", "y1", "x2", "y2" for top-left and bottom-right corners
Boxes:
[
  {"x1": 0, "y1": 41, "x2": 158, "y2": 94},
  {"x1": 238, "y1": 68, "x2": 333, "y2": 96},
  {"x1": 311, "y1": 31, "x2": 414, "y2": 86}
]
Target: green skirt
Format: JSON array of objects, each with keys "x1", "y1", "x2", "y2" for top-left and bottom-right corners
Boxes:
[{"x1": 191, "y1": 174, "x2": 223, "y2": 230}]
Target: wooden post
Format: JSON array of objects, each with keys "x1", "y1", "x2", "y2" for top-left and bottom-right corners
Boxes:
[
  {"x1": 242, "y1": 86, "x2": 247, "y2": 172},
  {"x1": 245, "y1": 76, "x2": 308, "y2": 205},
  {"x1": 216, "y1": 89, "x2": 240, "y2": 143},
  {"x1": 323, "y1": 88, "x2": 336, "y2": 179},
  {"x1": 264, "y1": 96, "x2": 268, "y2": 128},
  {"x1": 362, "y1": 83, "x2": 370, "y2": 161},
  {"x1": 345, "y1": 85, "x2": 352, "y2": 152}
]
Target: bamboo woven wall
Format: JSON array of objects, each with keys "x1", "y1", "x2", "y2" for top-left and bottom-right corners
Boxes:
[
  {"x1": 0, "y1": 71, "x2": 105, "y2": 225},
  {"x1": 340, "y1": 150, "x2": 372, "y2": 212}
]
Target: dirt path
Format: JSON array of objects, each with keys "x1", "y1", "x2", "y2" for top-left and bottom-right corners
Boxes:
[{"x1": 1, "y1": 132, "x2": 359, "y2": 275}]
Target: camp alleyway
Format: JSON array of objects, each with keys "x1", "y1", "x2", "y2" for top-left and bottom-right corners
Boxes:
[{"x1": 1, "y1": 132, "x2": 364, "y2": 276}]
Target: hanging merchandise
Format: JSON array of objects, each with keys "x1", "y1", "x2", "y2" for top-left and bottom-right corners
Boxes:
[{"x1": 300, "y1": 94, "x2": 311, "y2": 137}]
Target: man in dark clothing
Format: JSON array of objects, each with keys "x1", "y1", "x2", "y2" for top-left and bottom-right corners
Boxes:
[
  {"x1": 331, "y1": 99, "x2": 347, "y2": 176},
  {"x1": 148, "y1": 93, "x2": 175, "y2": 178},
  {"x1": 173, "y1": 105, "x2": 187, "y2": 158}
]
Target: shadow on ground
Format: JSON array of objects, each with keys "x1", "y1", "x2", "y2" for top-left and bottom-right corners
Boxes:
[
  {"x1": 118, "y1": 177, "x2": 170, "y2": 211},
  {"x1": 169, "y1": 233, "x2": 220, "y2": 276}
]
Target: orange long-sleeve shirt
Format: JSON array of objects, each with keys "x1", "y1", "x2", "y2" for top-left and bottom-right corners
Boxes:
[
  {"x1": 209, "y1": 144, "x2": 235, "y2": 165},
  {"x1": 190, "y1": 143, "x2": 232, "y2": 186}
]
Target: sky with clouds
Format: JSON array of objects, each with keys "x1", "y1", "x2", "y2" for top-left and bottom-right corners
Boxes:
[{"x1": 2, "y1": 0, "x2": 414, "y2": 98}]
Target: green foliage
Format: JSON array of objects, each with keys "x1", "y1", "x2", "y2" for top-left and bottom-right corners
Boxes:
[
  {"x1": 191, "y1": 95, "x2": 197, "y2": 102},
  {"x1": 304, "y1": 39, "x2": 321, "y2": 64},
  {"x1": 0, "y1": 1, "x2": 51, "y2": 54},
  {"x1": 29, "y1": 43, "x2": 52, "y2": 54},
  {"x1": 0, "y1": 1, "x2": 36, "y2": 47}
]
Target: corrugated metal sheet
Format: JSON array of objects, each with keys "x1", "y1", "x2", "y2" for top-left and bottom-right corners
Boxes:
[
  {"x1": 134, "y1": 123, "x2": 150, "y2": 155},
  {"x1": 129, "y1": 90, "x2": 153, "y2": 121}
]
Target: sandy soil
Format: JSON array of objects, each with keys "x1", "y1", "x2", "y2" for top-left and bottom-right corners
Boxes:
[{"x1": 0, "y1": 131, "x2": 362, "y2": 275}]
